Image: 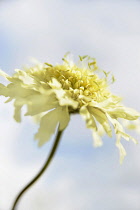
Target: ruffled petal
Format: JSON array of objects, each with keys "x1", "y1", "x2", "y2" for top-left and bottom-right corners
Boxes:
[
  {"x1": 49, "y1": 78, "x2": 78, "y2": 109},
  {"x1": 80, "y1": 106, "x2": 103, "y2": 147},
  {"x1": 0, "y1": 84, "x2": 9, "y2": 97},
  {"x1": 88, "y1": 106, "x2": 112, "y2": 137},
  {"x1": 106, "y1": 114, "x2": 138, "y2": 162},
  {"x1": 35, "y1": 106, "x2": 70, "y2": 146},
  {"x1": 107, "y1": 106, "x2": 140, "y2": 120},
  {"x1": 0, "y1": 69, "x2": 9, "y2": 79},
  {"x1": 24, "y1": 93, "x2": 58, "y2": 116},
  {"x1": 1, "y1": 78, "x2": 59, "y2": 121},
  {"x1": 80, "y1": 106, "x2": 97, "y2": 130},
  {"x1": 116, "y1": 134, "x2": 126, "y2": 164},
  {"x1": 92, "y1": 130, "x2": 103, "y2": 147},
  {"x1": 58, "y1": 106, "x2": 70, "y2": 131}
]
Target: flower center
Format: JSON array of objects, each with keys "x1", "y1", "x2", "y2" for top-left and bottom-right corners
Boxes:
[
  {"x1": 29, "y1": 61, "x2": 111, "y2": 110},
  {"x1": 45, "y1": 64, "x2": 110, "y2": 104}
]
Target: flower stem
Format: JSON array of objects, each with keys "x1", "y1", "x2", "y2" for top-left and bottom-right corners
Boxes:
[{"x1": 11, "y1": 129, "x2": 63, "y2": 210}]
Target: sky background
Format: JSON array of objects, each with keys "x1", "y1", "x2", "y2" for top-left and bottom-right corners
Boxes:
[{"x1": 0, "y1": 0, "x2": 140, "y2": 210}]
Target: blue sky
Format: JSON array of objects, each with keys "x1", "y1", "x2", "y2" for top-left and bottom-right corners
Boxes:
[{"x1": 0, "y1": 0, "x2": 140, "y2": 209}]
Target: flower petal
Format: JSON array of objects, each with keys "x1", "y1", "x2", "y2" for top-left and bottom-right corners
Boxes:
[
  {"x1": 14, "y1": 99, "x2": 25, "y2": 122},
  {"x1": 80, "y1": 106, "x2": 97, "y2": 130},
  {"x1": 106, "y1": 114, "x2": 138, "y2": 162},
  {"x1": 0, "y1": 69, "x2": 9, "y2": 79},
  {"x1": 88, "y1": 106, "x2": 112, "y2": 137},
  {"x1": 0, "y1": 84, "x2": 9, "y2": 97},
  {"x1": 35, "y1": 106, "x2": 70, "y2": 146},
  {"x1": 116, "y1": 134, "x2": 126, "y2": 164},
  {"x1": 24, "y1": 93, "x2": 58, "y2": 116},
  {"x1": 49, "y1": 78, "x2": 78, "y2": 109},
  {"x1": 107, "y1": 107, "x2": 140, "y2": 120},
  {"x1": 80, "y1": 106, "x2": 103, "y2": 147},
  {"x1": 92, "y1": 130, "x2": 103, "y2": 147}
]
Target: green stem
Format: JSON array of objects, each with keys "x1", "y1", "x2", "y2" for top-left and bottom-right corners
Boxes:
[{"x1": 11, "y1": 129, "x2": 63, "y2": 210}]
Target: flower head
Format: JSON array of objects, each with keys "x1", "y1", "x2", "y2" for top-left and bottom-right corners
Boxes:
[{"x1": 0, "y1": 54, "x2": 139, "y2": 163}]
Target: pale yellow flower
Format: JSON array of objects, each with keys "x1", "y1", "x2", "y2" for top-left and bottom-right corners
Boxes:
[{"x1": 0, "y1": 54, "x2": 139, "y2": 163}]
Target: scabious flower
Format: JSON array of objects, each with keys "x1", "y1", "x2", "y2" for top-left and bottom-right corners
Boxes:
[{"x1": 0, "y1": 54, "x2": 139, "y2": 163}]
